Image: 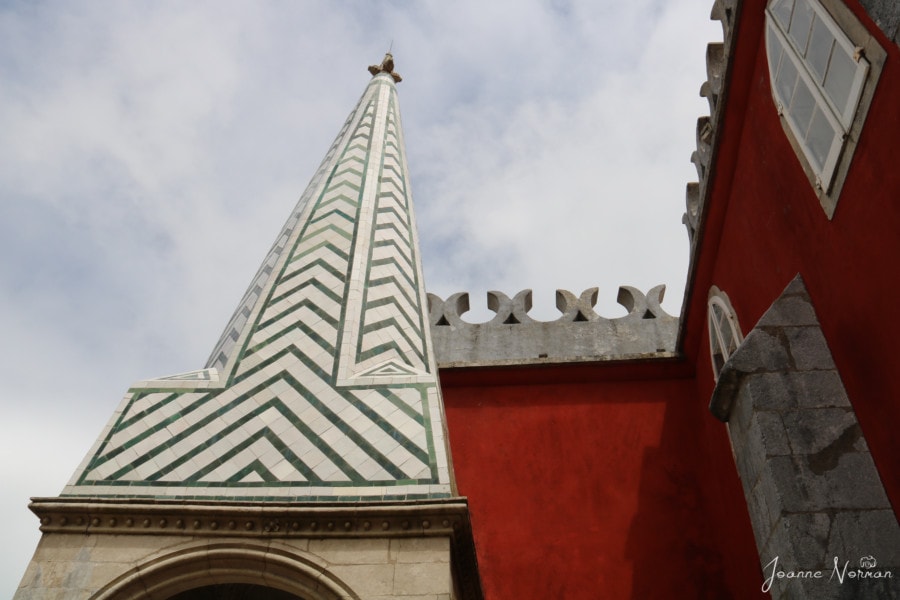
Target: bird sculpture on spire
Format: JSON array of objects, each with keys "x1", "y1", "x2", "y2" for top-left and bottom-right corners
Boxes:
[{"x1": 368, "y1": 52, "x2": 402, "y2": 83}]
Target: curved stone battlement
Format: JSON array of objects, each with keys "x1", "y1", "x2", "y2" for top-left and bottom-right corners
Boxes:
[{"x1": 427, "y1": 286, "x2": 678, "y2": 367}]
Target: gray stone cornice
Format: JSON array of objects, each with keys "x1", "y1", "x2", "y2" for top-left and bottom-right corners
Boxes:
[{"x1": 29, "y1": 496, "x2": 472, "y2": 540}]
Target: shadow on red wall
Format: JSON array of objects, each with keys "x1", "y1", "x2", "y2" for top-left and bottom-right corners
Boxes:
[
  {"x1": 442, "y1": 366, "x2": 762, "y2": 599},
  {"x1": 624, "y1": 391, "x2": 765, "y2": 599}
]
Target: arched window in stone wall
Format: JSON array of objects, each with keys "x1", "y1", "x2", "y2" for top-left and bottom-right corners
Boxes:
[{"x1": 708, "y1": 288, "x2": 742, "y2": 380}]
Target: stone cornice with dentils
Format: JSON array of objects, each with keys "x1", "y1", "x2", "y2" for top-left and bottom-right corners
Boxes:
[{"x1": 28, "y1": 496, "x2": 469, "y2": 538}]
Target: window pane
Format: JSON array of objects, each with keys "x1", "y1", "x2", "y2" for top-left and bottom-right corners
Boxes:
[
  {"x1": 764, "y1": 0, "x2": 884, "y2": 212},
  {"x1": 806, "y1": 108, "x2": 836, "y2": 171},
  {"x1": 824, "y1": 46, "x2": 857, "y2": 115},
  {"x1": 771, "y1": 0, "x2": 794, "y2": 29},
  {"x1": 713, "y1": 350, "x2": 725, "y2": 375},
  {"x1": 788, "y1": 0, "x2": 814, "y2": 53},
  {"x1": 806, "y1": 15, "x2": 834, "y2": 82},
  {"x1": 791, "y1": 77, "x2": 816, "y2": 134},
  {"x1": 767, "y1": 23, "x2": 785, "y2": 71},
  {"x1": 715, "y1": 308, "x2": 736, "y2": 354},
  {"x1": 708, "y1": 295, "x2": 743, "y2": 379},
  {"x1": 775, "y1": 52, "x2": 799, "y2": 107}
]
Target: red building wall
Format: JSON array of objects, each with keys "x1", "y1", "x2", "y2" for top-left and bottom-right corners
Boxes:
[
  {"x1": 442, "y1": 364, "x2": 764, "y2": 599},
  {"x1": 682, "y1": 0, "x2": 900, "y2": 514}
]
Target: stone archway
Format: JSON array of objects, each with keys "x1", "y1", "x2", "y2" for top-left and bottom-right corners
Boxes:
[
  {"x1": 90, "y1": 541, "x2": 360, "y2": 600},
  {"x1": 166, "y1": 583, "x2": 303, "y2": 599}
]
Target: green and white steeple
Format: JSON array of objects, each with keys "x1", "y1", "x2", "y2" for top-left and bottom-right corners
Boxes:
[{"x1": 63, "y1": 54, "x2": 454, "y2": 502}]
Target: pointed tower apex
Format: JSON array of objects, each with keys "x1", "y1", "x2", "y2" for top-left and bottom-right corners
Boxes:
[
  {"x1": 368, "y1": 52, "x2": 402, "y2": 83},
  {"x1": 58, "y1": 53, "x2": 451, "y2": 502}
]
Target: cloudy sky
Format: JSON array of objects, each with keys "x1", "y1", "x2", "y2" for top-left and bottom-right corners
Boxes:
[{"x1": 0, "y1": 0, "x2": 720, "y2": 594}]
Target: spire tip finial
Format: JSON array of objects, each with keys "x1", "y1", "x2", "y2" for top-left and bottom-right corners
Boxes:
[{"x1": 368, "y1": 49, "x2": 402, "y2": 83}]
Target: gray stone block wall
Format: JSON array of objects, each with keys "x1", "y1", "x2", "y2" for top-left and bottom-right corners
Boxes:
[
  {"x1": 859, "y1": 0, "x2": 900, "y2": 47},
  {"x1": 15, "y1": 500, "x2": 480, "y2": 600},
  {"x1": 16, "y1": 534, "x2": 457, "y2": 600},
  {"x1": 710, "y1": 275, "x2": 900, "y2": 599}
]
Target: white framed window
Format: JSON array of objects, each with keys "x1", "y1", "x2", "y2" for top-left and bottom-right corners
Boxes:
[
  {"x1": 708, "y1": 288, "x2": 743, "y2": 380},
  {"x1": 765, "y1": 0, "x2": 885, "y2": 218}
]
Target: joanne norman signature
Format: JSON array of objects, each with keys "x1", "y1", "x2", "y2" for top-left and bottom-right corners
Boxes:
[{"x1": 762, "y1": 556, "x2": 894, "y2": 593}]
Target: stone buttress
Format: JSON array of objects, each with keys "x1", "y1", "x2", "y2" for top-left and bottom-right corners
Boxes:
[{"x1": 16, "y1": 56, "x2": 481, "y2": 600}]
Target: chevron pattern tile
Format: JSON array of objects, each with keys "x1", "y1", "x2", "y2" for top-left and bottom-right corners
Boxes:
[{"x1": 62, "y1": 72, "x2": 453, "y2": 501}]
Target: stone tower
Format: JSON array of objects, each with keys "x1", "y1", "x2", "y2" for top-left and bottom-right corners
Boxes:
[{"x1": 15, "y1": 55, "x2": 481, "y2": 600}]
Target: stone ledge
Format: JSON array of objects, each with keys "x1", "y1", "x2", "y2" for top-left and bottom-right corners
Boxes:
[{"x1": 29, "y1": 497, "x2": 471, "y2": 540}]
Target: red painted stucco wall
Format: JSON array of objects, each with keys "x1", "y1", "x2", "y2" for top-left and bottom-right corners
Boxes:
[
  {"x1": 442, "y1": 365, "x2": 764, "y2": 599},
  {"x1": 683, "y1": 0, "x2": 900, "y2": 513}
]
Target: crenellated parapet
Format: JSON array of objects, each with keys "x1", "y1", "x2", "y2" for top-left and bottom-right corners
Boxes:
[
  {"x1": 427, "y1": 286, "x2": 678, "y2": 367},
  {"x1": 683, "y1": 0, "x2": 739, "y2": 246}
]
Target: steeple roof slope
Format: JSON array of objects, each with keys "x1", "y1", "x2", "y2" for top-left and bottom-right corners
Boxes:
[{"x1": 62, "y1": 58, "x2": 454, "y2": 501}]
